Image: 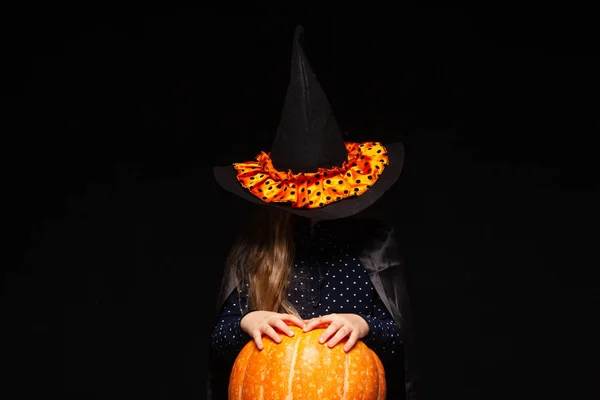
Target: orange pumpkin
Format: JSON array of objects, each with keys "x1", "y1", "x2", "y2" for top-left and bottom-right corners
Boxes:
[{"x1": 229, "y1": 326, "x2": 386, "y2": 400}]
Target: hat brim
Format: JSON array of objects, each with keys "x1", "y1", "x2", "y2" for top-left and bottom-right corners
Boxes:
[{"x1": 213, "y1": 142, "x2": 404, "y2": 220}]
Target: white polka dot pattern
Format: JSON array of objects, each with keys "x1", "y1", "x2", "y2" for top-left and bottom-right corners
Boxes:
[{"x1": 210, "y1": 225, "x2": 403, "y2": 366}]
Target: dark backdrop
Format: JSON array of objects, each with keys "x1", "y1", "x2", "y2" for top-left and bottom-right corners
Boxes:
[{"x1": 4, "y1": 6, "x2": 598, "y2": 400}]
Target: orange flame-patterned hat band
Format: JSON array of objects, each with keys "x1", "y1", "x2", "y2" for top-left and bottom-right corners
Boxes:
[{"x1": 233, "y1": 142, "x2": 389, "y2": 209}]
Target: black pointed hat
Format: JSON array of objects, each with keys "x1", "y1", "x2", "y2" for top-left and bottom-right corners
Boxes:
[{"x1": 213, "y1": 26, "x2": 404, "y2": 219}]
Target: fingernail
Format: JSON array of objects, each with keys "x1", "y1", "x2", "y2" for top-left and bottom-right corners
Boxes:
[
  {"x1": 288, "y1": 330, "x2": 294, "y2": 336},
  {"x1": 319, "y1": 337, "x2": 324, "y2": 344}
]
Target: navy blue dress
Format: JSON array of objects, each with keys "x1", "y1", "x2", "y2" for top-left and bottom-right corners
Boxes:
[{"x1": 210, "y1": 222, "x2": 403, "y2": 367}]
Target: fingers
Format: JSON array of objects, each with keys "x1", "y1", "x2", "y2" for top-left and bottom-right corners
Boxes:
[
  {"x1": 325, "y1": 325, "x2": 350, "y2": 348},
  {"x1": 252, "y1": 331, "x2": 264, "y2": 350},
  {"x1": 343, "y1": 330, "x2": 360, "y2": 352},
  {"x1": 302, "y1": 318, "x2": 319, "y2": 332},
  {"x1": 272, "y1": 318, "x2": 295, "y2": 337},
  {"x1": 251, "y1": 319, "x2": 287, "y2": 351},
  {"x1": 278, "y1": 313, "x2": 305, "y2": 329},
  {"x1": 249, "y1": 312, "x2": 304, "y2": 351},
  {"x1": 262, "y1": 325, "x2": 282, "y2": 344},
  {"x1": 318, "y1": 320, "x2": 341, "y2": 344},
  {"x1": 305, "y1": 314, "x2": 357, "y2": 350},
  {"x1": 249, "y1": 312, "x2": 366, "y2": 353},
  {"x1": 304, "y1": 314, "x2": 335, "y2": 332}
]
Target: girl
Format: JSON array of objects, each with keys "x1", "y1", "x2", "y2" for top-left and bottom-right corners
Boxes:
[{"x1": 209, "y1": 26, "x2": 417, "y2": 399}]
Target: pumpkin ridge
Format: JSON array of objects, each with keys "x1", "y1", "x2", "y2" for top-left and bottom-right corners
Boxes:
[
  {"x1": 240, "y1": 347, "x2": 251, "y2": 399},
  {"x1": 371, "y1": 348, "x2": 386, "y2": 400},
  {"x1": 342, "y1": 351, "x2": 350, "y2": 399},
  {"x1": 285, "y1": 330, "x2": 303, "y2": 400}
]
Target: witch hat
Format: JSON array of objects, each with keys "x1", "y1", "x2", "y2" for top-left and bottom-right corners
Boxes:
[{"x1": 213, "y1": 26, "x2": 404, "y2": 220}]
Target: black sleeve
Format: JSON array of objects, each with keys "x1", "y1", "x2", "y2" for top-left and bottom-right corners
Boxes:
[
  {"x1": 358, "y1": 289, "x2": 403, "y2": 363},
  {"x1": 210, "y1": 284, "x2": 253, "y2": 366}
]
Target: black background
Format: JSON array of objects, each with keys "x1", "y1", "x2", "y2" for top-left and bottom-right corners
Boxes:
[{"x1": 4, "y1": 6, "x2": 599, "y2": 399}]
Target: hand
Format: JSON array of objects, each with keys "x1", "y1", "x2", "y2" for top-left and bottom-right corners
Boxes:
[
  {"x1": 240, "y1": 311, "x2": 305, "y2": 350},
  {"x1": 303, "y1": 313, "x2": 370, "y2": 352}
]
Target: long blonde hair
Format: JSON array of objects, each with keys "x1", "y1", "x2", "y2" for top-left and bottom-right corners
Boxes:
[{"x1": 224, "y1": 206, "x2": 300, "y2": 318}]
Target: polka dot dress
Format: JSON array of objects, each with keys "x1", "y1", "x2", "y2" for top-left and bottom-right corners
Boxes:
[{"x1": 211, "y1": 223, "x2": 403, "y2": 365}]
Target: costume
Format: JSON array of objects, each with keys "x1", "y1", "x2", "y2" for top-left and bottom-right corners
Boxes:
[{"x1": 210, "y1": 26, "x2": 418, "y2": 399}]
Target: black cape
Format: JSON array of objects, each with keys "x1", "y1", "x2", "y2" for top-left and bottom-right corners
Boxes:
[{"x1": 207, "y1": 217, "x2": 419, "y2": 400}]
